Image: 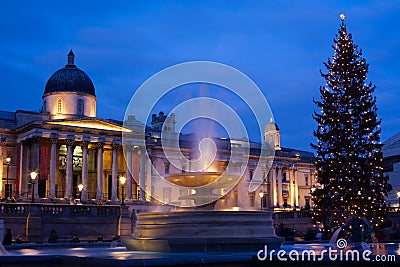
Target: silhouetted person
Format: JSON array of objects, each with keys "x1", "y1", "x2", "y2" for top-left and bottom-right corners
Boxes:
[
  {"x1": 110, "y1": 235, "x2": 121, "y2": 247},
  {"x1": 48, "y1": 229, "x2": 59, "y2": 243},
  {"x1": 71, "y1": 234, "x2": 80, "y2": 243},
  {"x1": 97, "y1": 234, "x2": 103, "y2": 242},
  {"x1": 2, "y1": 229, "x2": 12, "y2": 245}
]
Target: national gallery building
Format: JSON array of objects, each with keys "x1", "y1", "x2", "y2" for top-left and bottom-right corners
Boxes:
[{"x1": 0, "y1": 51, "x2": 316, "y2": 210}]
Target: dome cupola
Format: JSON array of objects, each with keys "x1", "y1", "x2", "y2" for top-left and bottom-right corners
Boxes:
[
  {"x1": 42, "y1": 50, "x2": 97, "y2": 119},
  {"x1": 43, "y1": 50, "x2": 95, "y2": 97}
]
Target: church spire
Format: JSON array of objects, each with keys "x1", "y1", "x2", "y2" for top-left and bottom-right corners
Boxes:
[{"x1": 67, "y1": 50, "x2": 75, "y2": 66}]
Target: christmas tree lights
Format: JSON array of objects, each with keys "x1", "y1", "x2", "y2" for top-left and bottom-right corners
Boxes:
[{"x1": 311, "y1": 14, "x2": 391, "y2": 231}]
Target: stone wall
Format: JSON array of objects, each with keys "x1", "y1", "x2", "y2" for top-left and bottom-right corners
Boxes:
[{"x1": 0, "y1": 203, "x2": 134, "y2": 243}]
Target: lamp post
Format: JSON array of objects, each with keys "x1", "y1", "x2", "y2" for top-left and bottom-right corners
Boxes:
[
  {"x1": 119, "y1": 176, "x2": 126, "y2": 206},
  {"x1": 30, "y1": 171, "x2": 38, "y2": 203},
  {"x1": 258, "y1": 191, "x2": 264, "y2": 211},
  {"x1": 5, "y1": 157, "x2": 11, "y2": 199},
  {"x1": 78, "y1": 184, "x2": 84, "y2": 201}
]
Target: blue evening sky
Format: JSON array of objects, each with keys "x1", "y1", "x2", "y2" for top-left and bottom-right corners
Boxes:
[{"x1": 1, "y1": 0, "x2": 399, "y2": 151}]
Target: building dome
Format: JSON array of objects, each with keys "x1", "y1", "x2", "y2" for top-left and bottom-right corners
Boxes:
[
  {"x1": 43, "y1": 50, "x2": 95, "y2": 97},
  {"x1": 265, "y1": 118, "x2": 280, "y2": 132}
]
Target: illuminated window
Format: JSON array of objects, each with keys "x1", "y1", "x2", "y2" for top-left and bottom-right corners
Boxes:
[
  {"x1": 77, "y1": 99, "x2": 84, "y2": 116},
  {"x1": 57, "y1": 97, "x2": 63, "y2": 114}
]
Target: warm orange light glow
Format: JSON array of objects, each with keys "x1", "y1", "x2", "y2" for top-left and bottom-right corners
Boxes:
[
  {"x1": 30, "y1": 171, "x2": 38, "y2": 180},
  {"x1": 119, "y1": 176, "x2": 126, "y2": 185},
  {"x1": 78, "y1": 184, "x2": 84, "y2": 192},
  {"x1": 48, "y1": 119, "x2": 132, "y2": 132}
]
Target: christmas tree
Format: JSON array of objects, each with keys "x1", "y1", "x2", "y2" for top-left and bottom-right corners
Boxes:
[{"x1": 311, "y1": 14, "x2": 391, "y2": 232}]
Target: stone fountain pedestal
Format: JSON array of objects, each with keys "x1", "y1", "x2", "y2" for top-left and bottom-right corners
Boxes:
[{"x1": 124, "y1": 210, "x2": 283, "y2": 253}]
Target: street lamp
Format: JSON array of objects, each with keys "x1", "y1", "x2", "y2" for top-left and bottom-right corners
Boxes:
[
  {"x1": 30, "y1": 171, "x2": 38, "y2": 203},
  {"x1": 78, "y1": 184, "x2": 84, "y2": 200},
  {"x1": 258, "y1": 191, "x2": 264, "y2": 211},
  {"x1": 5, "y1": 157, "x2": 11, "y2": 199},
  {"x1": 119, "y1": 176, "x2": 126, "y2": 206}
]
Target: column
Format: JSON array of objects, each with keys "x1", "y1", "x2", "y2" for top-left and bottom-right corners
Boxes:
[
  {"x1": 25, "y1": 142, "x2": 31, "y2": 198},
  {"x1": 49, "y1": 137, "x2": 58, "y2": 199},
  {"x1": 0, "y1": 140, "x2": 4, "y2": 198},
  {"x1": 111, "y1": 143, "x2": 119, "y2": 201},
  {"x1": 277, "y1": 167, "x2": 282, "y2": 207},
  {"x1": 289, "y1": 168, "x2": 294, "y2": 207},
  {"x1": 96, "y1": 142, "x2": 104, "y2": 200},
  {"x1": 139, "y1": 146, "x2": 146, "y2": 201},
  {"x1": 65, "y1": 139, "x2": 74, "y2": 199},
  {"x1": 81, "y1": 141, "x2": 89, "y2": 201},
  {"x1": 18, "y1": 142, "x2": 24, "y2": 196},
  {"x1": 125, "y1": 146, "x2": 133, "y2": 201},
  {"x1": 294, "y1": 169, "x2": 299, "y2": 207},
  {"x1": 33, "y1": 137, "x2": 40, "y2": 198},
  {"x1": 146, "y1": 153, "x2": 152, "y2": 201},
  {"x1": 271, "y1": 167, "x2": 277, "y2": 207}
]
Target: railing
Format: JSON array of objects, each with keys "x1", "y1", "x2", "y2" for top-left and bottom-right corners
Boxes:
[
  {"x1": 0, "y1": 203, "x2": 121, "y2": 218},
  {"x1": 0, "y1": 204, "x2": 29, "y2": 216},
  {"x1": 273, "y1": 210, "x2": 313, "y2": 220}
]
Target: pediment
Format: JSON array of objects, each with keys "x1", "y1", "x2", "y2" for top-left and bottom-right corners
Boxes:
[{"x1": 47, "y1": 118, "x2": 132, "y2": 132}]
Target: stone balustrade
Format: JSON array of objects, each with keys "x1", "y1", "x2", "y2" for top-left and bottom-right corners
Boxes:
[{"x1": 0, "y1": 203, "x2": 125, "y2": 243}]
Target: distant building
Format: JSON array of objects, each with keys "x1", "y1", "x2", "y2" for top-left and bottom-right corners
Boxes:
[
  {"x1": 383, "y1": 133, "x2": 400, "y2": 207},
  {"x1": 0, "y1": 51, "x2": 316, "y2": 210}
]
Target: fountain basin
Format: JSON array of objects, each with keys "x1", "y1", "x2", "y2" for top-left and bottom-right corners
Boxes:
[
  {"x1": 165, "y1": 172, "x2": 223, "y2": 187},
  {"x1": 125, "y1": 211, "x2": 283, "y2": 253}
]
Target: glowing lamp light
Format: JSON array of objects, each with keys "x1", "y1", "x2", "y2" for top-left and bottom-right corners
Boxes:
[
  {"x1": 119, "y1": 176, "x2": 126, "y2": 185},
  {"x1": 258, "y1": 191, "x2": 264, "y2": 198},
  {"x1": 30, "y1": 171, "x2": 38, "y2": 180},
  {"x1": 78, "y1": 184, "x2": 84, "y2": 192},
  {"x1": 119, "y1": 176, "x2": 127, "y2": 206},
  {"x1": 30, "y1": 171, "x2": 38, "y2": 203},
  {"x1": 5, "y1": 157, "x2": 11, "y2": 164}
]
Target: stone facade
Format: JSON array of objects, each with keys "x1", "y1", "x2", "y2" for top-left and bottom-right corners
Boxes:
[
  {"x1": 0, "y1": 51, "x2": 316, "y2": 212},
  {"x1": 383, "y1": 133, "x2": 400, "y2": 207}
]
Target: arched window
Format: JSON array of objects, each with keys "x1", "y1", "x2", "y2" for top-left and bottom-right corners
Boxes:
[
  {"x1": 57, "y1": 97, "x2": 63, "y2": 114},
  {"x1": 77, "y1": 99, "x2": 84, "y2": 116}
]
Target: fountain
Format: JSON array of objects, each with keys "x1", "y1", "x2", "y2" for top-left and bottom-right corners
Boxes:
[{"x1": 124, "y1": 170, "x2": 283, "y2": 252}]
